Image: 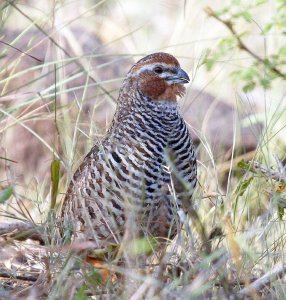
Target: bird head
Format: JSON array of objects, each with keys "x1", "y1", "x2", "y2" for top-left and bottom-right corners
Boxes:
[{"x1": 127, "y1": 52, "x2": 190, "y2": 102}]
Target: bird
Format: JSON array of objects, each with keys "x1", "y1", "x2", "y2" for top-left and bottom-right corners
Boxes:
[{"x1": 61, "y1": 52, "x2": 197, "y2": 257}]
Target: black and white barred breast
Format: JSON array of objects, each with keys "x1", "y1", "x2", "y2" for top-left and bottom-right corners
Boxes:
[{"x1": 61, "y1": 100, "x2": 196, "y2": 243}]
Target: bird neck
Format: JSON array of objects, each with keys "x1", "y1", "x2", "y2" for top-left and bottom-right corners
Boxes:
[{"x1": 116, "y1": 84, "x2": 180, "y2": 118}]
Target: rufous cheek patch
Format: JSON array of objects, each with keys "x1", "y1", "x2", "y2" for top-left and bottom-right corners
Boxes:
[{"x1": 140, "y1": 75, "x2": 167, "y2": 99}]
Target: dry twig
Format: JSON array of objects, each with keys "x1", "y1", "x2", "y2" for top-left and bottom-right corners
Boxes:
[
  {"x1": 0, "y1": 269, "x2": 37, "y2": 282},
  {"x1": 0, "y1": 221, "x2": 43, "y2": 243},
  {"x1": 238, "y1": 263, "x2": 286, "y2": 297}
]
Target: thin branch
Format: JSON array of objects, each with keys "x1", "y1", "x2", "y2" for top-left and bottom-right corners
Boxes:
[
  {"x1": 0, "y1": 269, "x2": 37, "y2": 282},
  {"x1": 238, "y1": 263, "x2": 286, "y2": 297},
  {"x1": 204, "y1": 6, "x2": 286, "y2": 80},
  {"x1": 0, "y1": 221, "x2": 44, "y2": 243},
  {"x1": 0, "y1": 221, "x2": 34, "y2": 235}
]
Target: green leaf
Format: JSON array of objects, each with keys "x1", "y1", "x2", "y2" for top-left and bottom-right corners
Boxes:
[
  {"x1": 237, "y1": 159, "x2": 251, "y2": 170},
  {"x1": 271, "y1": 193, "x2": 286, "y2": 220},
  {"x1": 89, "y1": 244, "x2": 119, "y2": 260},
  {"x1": 241, "y1": 68, "x2": 259, "y2": 81},
  {"x1": 263, "y1": 22, "x2": 274, "y2": 33},
  {"x1": 50, "y1": 159, "x2": 60, "y2": 210},
  {"x1": 127, "y1": 237, "x2": 158, "y2": 256},
  {"x1": 278, "y1": 205, "x2": 284, "y2": 220},
  {"x1": 204, "y1": 57, "x2": 216, "y2": 71},
  {"x1": 234, "y1": 177, "x2": 253, "y2": 219},
  {"x1": 243, "y1": 81, "x2": 256, "y2": 92},
  {"x1": 218, "y1": 36, "x2": 235, "y2": 50},
  {"x1": 255, "y1": 0, "x2": 267, "y2": 5},
  {"x1": 215, "y1": 6, "x2": 230, "y2": 17},
  {"x1": 73, "y1": 285, "x2": 89, "y2": 300},
  {"x1": 278, "y1": 45, "x2": 286, "y2": 56},
  {"x1": 259, "y1": 78, "x2": 271, "y2": 89},
  {"x1": 233, "y1": 0, "x2": 241, "y2": 5},
  {"x1": 0, "y1": 186, "x2": 13, "y2": 203},
  {"x1": 235, "y1": 177, "x2": 253, "y2": 198},
  {"x1": 85, "y1": 268, "x2": 103, "y2": 286},
  {"x1": 234, "y1": 11, "x2": 252, "y2": 22}
]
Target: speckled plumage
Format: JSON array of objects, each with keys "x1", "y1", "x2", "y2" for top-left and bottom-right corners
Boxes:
[{"x1": 61, "y1": 53, "x2": 197, "y2": 247}]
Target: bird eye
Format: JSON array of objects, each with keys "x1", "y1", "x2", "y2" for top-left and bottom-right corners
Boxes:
[{"x1": 154, "y1": 66, "x2": 163, "y2": 74}]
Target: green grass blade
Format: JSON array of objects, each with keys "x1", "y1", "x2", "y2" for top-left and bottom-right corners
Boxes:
[{"x1": 50, "y1": 159, "x2": 60, "y2": 210}]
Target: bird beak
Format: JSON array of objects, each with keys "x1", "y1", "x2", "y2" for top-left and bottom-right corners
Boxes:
[
  {"x1": 166, "y1": 68, "x2": 190, "y2": 84},
  {"x1": 177, "y1": 68, "x2": 190, "y2": 83}
]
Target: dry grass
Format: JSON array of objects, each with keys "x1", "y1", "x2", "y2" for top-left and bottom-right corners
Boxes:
[{"x1": 0, "y1": 0, "x2": 286, "y2": 299}]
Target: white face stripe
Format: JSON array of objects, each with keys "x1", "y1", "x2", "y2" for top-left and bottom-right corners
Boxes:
[{"x1": 130, "y1": 63, "x2": 177, "y2": 77}]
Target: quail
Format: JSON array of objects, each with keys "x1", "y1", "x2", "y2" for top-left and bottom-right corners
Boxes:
[{"x1": 61, "y1": 52, "x2": 197, "y2": 250}]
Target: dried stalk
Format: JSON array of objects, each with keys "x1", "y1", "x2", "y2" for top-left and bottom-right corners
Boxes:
[
  {"x1": 0, "y1": 221, "x2": 43, "y2": 242},
  {"x1": 238, "y1": 263, "x2": 286, "y2": 297}
]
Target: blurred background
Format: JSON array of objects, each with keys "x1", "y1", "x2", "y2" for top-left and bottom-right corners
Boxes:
[
  {"x1": 0, "y1": 0, "x2": 285, "y2": 220},
  {"x1": 2, "y1": 1, "x2": 286, "y2": 298}
]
